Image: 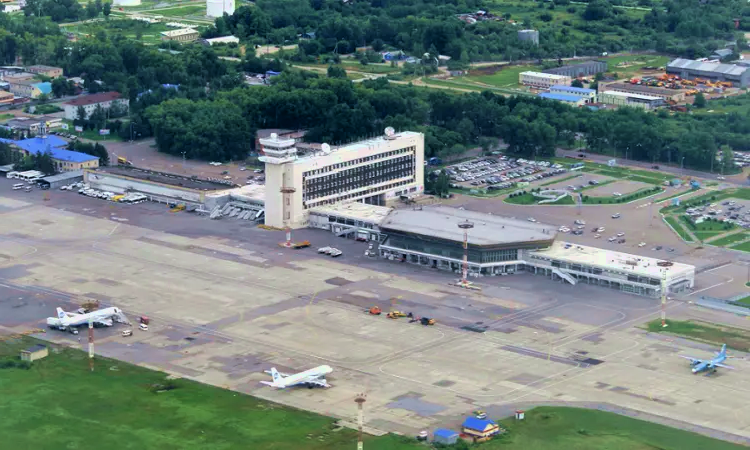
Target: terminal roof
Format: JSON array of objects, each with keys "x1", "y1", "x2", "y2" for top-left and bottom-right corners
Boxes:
[
  {"x1": 380, "y1": 206, "x2": 556, "y2": 246},
  {"x1": 534, "y1": 242, "x2": 695, "y2": 278},
  {"x1": 310, "y1": 203, "x2": 393, "y2": 224}
]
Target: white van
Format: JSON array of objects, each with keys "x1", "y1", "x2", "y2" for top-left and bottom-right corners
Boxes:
[
  {"x1": 138, "y1": 323, "x2": 148, "y2": 331},
  {"x1": 12, "y1": 183, "x2": 24, "y2": 190}
]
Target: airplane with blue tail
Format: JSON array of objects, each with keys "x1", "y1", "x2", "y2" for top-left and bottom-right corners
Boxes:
[{"x1": 679, "y1": 344, "x2": 734, "y2": 374}]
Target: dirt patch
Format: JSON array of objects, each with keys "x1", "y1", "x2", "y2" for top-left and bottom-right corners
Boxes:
[{"x1": 586, "y1": 180, "x2": 652, "y2": 197}]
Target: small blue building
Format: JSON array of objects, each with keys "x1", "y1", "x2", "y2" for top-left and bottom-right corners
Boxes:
[
  {"x1": 538, "y1": 92, "x2": 585, "y2": 106},
  {"x1": 549, "y1": 85, "x2": 597, "y2": 103},
  {"x1": 433, "y1": 428, "x2": 459, "y2": 445}
]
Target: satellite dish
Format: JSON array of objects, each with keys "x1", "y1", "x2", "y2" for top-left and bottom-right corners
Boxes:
[
  {"x1": 384, "y1": 127, "x2": 395, "y2": 137},
  {"x1": 270, "y1": 133, "x2": 278, "y2": 139},
  {"x1": 321, "y1": 143, "x2": 330, "y2": 153}
]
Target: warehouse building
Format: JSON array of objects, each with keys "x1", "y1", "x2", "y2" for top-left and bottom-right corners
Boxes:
[
  {"x1": 599, "y1": 90, "x2": 664, "y2": 110},
  {"x1": 667, "y1": 58, "x2": 750, "y2": 87},
  {"x1": 37, "y1": 170, "x2": 83, "y2": 189},
  {"x1": 538, "y1": 92, "x2": 586, "y2": 106},
  {"x1": 160, "y1": 28, "x2": 199, "y2": 42},
  {"x1": 519, "y1": 71, "x2": 572, "y2": 89},
  {"x1": 549, "y1": 85, "x2": 597, "y2": 103},
  {"x1": 598, "y1": 82, "x2": 686, "y2": 102},
  {"x1": 84, "y1": 166, "x2": 232, "y2": 206},
  {"x1": 260, "y1": 129, "x2": 424, "y2": 229},
  {"x1": 543, "y1": 60, "x2": 607, "y2": 78},
  {"x1": 371, "y1": 205, "x2": 694, "y2": 297}
]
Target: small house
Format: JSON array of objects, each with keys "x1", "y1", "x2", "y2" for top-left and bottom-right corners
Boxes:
[
  {"x1": 20, "y1": 344, "x2": 48, "y2": 362},
  {"x1": 462, "y1": 416, "x2": 501, "y2": 442},
  {"x1": 433, "y1": 428, "x2": 459, "y2": 445}
]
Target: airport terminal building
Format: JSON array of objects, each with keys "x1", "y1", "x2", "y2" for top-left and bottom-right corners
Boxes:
[{"x1": 372, "y1": 206, "x2": 694, "y2": 297}]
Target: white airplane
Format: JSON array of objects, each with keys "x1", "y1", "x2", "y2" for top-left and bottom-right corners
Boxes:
[
  {"x1": 261, "y1": 365, "x2": 333, "y2": 389},
  {"x1": 46, "y1": 307, "x2": 128, "y2": 331}
]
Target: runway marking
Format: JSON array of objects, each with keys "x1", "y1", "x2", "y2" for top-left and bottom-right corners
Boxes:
[{"x1": 688, "y1": 276, "x2": 734, "y2": 296}]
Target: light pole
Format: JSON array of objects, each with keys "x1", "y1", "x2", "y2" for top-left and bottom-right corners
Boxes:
[{"x1": 681, "y1": 156, "x2": 686, "y2": 176}]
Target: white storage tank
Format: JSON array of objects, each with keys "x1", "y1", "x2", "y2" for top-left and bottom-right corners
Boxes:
[
  {"x1": 206, "y1": 0, "x2": 234, "y2": 17},
  {"x1": 113, "y1": 0, "x2": 142, "y2": 6}
]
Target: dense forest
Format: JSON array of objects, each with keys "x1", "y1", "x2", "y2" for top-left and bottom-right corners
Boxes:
[{"x1": 204, "y1": 0, "x2": 750, "y2": 60}]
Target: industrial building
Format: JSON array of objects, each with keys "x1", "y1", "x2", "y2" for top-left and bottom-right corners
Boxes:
[
  {"x1": 517, "y1": 29, "x2": 539, "y2": 45},
  {"x1": 599, "y1": 82, "x2": 686, "y2": 102},
  {"x1": 519, "y1": 71, "x2": 572, "y2": 89},
  {"x1": 543, "y1": 60, "x2": 607, "y2": 78},
  {"x1": 20, "y1": 344, "x2": 48, "y2": 362},
  {"x1": 0, "y1": 90, "x2": 12, "y2": 105},
  {"x1": 260, "y1": 130, "x2": 424, "y2": 229},
  {"x1": 370, "y1": 205, "x2": 694, "y2": 297},
  {"x1": 199, "y1": 36, "x2": 240, "y2": 46},
  {"x1": 63, "y1": 92, "x2": 129, "y2": 121},
  {"x1": 667, "y1": 58, "x2": 750, "y2": 87},
  {"x1": 206, "y1": 0, "x2": 235, "y2": 18},
  {"x1": 84, "y1": 166, "x2": 232, "y2": 206},
  {"x1": 537, "y1": 92, "x2": 586, "y2": 106},
  {"x1": 25, "y1": 65, "x2": 63, "y2": 78},
  {"x1": 3, "y1": 115, "x2": 63, "y2": 134},
  {"x1": 549, "y1": 85, "x2": 597, "y2": 103},
  {"x1": 160, "y1": 28, "x2": 200, "y2": 42},
  {"x1": 599, "y1": 90, "x2": 664, "y2": 110}
]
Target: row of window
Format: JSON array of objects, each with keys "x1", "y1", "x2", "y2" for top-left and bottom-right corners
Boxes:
[
  {"x1": 304, "y1": 179, "x2": 413, "y2": 209},
  {"x1": 303, "y1": 146, "x2": 415, "y2": 178},
  {"x1": 530, "y1": 255, "x2": 659, "y2": 284}
]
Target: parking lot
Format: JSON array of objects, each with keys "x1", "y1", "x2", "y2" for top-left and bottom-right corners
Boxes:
[
  {"x1": 442, "y1": 157, "x2": 567, "y2": 191},
  {"x1": 686, "y1": 198, "x2": 750, "y2": 229}
]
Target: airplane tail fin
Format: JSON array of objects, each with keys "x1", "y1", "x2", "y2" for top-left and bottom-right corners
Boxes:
[
  {"x1": 56, "y1": 307, "x2": 66, "y2": 319},
  {"x1": 720, "y1": 344, "x2": 727, "y2": 356},
  {"x1": 270, "y1": 367, "x2": 283, "y2": 383}
]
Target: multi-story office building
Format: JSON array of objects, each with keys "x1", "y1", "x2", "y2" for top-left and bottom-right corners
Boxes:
[
  {"x1": 260, "y1": 130, "x2": 424, "y2": 229},
  {"x1": 519, "y1": 71, "x2": 572, "y2": 89}
]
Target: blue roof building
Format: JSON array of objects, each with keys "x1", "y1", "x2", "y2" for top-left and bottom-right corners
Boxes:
[
  {"x1": 549, "y1": 85, "x2": 597, "y2": 103},
  {"x1": 34, "y1": 82, "x2": 52, "y2": 95},
  {"x1": 1, "y1": 136, "x2": 100, "y2": 172},
  {"x1": 462, "y1": 416, "x2": 501, "y2": 441},
  {"x1": 433, "y1": 428, "x2": 459, "y2": 445},
  {"x1": 538, "y1": 92, "x2": 586, "y2": 105}
]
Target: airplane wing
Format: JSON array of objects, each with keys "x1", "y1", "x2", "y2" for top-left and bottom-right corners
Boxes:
[
  {"x1": 95, "y1": 318, "x2": 113, "y2": 327},
  {"x1": 264, "y1": 370, "x2": 291, "y2": 377},
  {"x1": 307, "y1": 379, "x2": 330, "y2": 388},
  {"x1": 715, "y1": 363, "x2": 734, "y2": 369},
  {"x1": 678, "y1": 355, "x2": 701, "y2": 363}
]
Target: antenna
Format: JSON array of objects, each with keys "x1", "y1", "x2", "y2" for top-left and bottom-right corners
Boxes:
[{"x1": 321, "y1": 143, "x2": 330, "y2": 154}]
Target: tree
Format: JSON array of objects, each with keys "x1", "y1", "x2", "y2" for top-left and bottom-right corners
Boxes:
[
  {"x1": 720, "y1": 145, "x2": 733, "y2": 174},
  {"x1": 571, "y1": 79, "x2": 584, "y2": 88},
  {"x1": 326, "y1": 65, "x2": 347, "y2": 79},
  {"x1": 86, "y1": 1, "x2": 98, "y2": 18},
  {"x1": 103, "y1": 1, "x2": 110, "y2": 18},
  {"x1": 35, "y1": 151, "x2": 55, "y2": 174},
  {"x1": 51, "y1": 76, "x2": 68, "y2": 98},
  {"x1": 693, "y1": 92, "x2": 707, "y2": 108}
]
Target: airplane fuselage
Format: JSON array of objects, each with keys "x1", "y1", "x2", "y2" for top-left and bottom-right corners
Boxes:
[
  {"x1": 270, "y1": 365, "x2": 333, "y2": 388},
  {"x1": 691, "y1": 355, "x2": 726, "y2": 373}
]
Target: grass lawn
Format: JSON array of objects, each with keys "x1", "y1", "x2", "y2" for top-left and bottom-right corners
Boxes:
[
  {"x1": 730, "y1": 240, "x2": 750, "y2": 253},
  {"x1": 582, "y1": 187, "x2": 663, "y2": 205},
  {"x1": 1, "y1": 338, "x2": 743, "y2": 450},
  {"x1": 489, "y1": 406, "x2": 744, "y2": 450},
  {"x1": 467, "y1": 64, "x2": 535, "y2": 88},
  {"x1": 421, "y1": 77, "x2": 531, "y2": 95},
  {"x1": 709, "y1": 232, "x2": 749, "y2": 247},
  {"x1": 0, "y1": 113, "x2": 14, "y2": 121},
  {"x1": 341, "y1": 60, "x2": 399, "y2": 74},
  {"x1": 605, "y1": 54, "x2": 672, "y2": 75},
  {"x1": 735, "y1": 295, "x2": 750, "y2": 306},
  {"x1": 505, "y1": 192, "x2": 575, "y2": 205},
  {"x1": 664, "y1": 216, "x2": 693, "y2": 242},
  {"x1": 644, "y1": 319, "x2": 750, "y2": 352},
  {"x1": 0, "y1": 338, "x2": 416, "y2": 450},
  {"x1": 148, "y1": 5, "x2": 206, "y2": 16},
  {"x1": 679, "y1": 215, "x2": 734, "y2": 241}
]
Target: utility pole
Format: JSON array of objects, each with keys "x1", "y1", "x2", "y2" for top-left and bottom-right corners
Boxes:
[
  {"x1": 660, "y1": 267, "x2": 669, "y2": 328},
  {"x1": 355, "y1": 394, "x2": 366, "y2": 450}
]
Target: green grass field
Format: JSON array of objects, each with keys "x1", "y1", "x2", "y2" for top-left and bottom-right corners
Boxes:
[
  {"x1": 582, "y1": 187, "x2": 662, "y2": 205},
  {"x1": 0, "y1": 113, "x2": 15, "y2": 121},
  {"x1": 1, "y1": 337, "x2": 745, "y2": 450},
  {"x1": 149, "y1": 5, "x2": 206, "y2": 16},
  {"x1": 605, "y1": 54, "x2": 672, "y2": 75},
  {"x1": 664, "y1": 216, "x2": 693, "y2": 242},
  {"x1": 708, "y1": 232, "x2": 749, "y2": 247},
  {"x1": 341, "y1": 60, "x2": 399, "y2": 74},
  {"x1": 644, "y1": 319, "x2": 750, "y2": 352},
  {"x1": 730, "y1": 240, "x2": 750, "y2": 253},
  {"x1": 0, "y1": 338, "x2": 414, "y2": 450},
  {"x1": 492, "y1": 406, "x2": 744, "y2": 450},
  {"x1": 735, "y1": 295, "x2": 750, "y2": 306},
  {"x1": 680, "y1": 215, "x2": 735, "y2": 241},
  {"x1": 467, "y1": 65, "x2": 535, "y2": 88}
]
